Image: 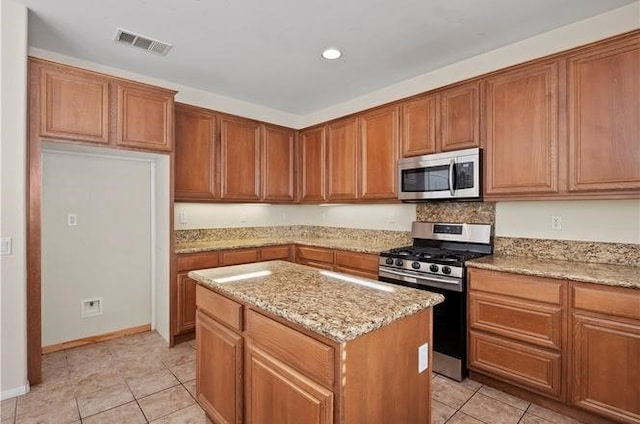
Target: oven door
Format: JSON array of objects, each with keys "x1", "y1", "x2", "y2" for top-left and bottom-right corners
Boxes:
[{"x1": 379, "y1": 268, "x2": 467, "y2": 376}]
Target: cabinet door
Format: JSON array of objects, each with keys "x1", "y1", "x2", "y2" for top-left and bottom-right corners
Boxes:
[
  {"x1": 484, "y1": 61, "x2": 559, "y2": 196},
  {"x1": 196, "y1": 310, "x2": 243, "y2": 424},
  {"x1": 221, "y1": 248, "x2": 260, "y2": 266},
  {"x1": 440, "y1": 81, "x2": 480, "y2": 151},
  {"x1": 260, "y1": 245, "x2": 292, "y2": 261},
  {"x1": 571, "y1": 313, "x2": 640, "y2": 423},
  {"x1": 174, "y1": 104, "x2": 218, "y2": 200},
  {"x1": 220, "y1": 116, "x2": 261, "y2": 200},
  {"x1": 401, "y1": 94, "x2": 437, "y2": 157},
  {"x1": 327, "y1": 117, "x2": 359, "y2": 201},
  {"x1": 115, "y1": 83, "x2": 174, "y2": 151},
  {"x1": 359, "y1": 105, "x2": 399, "y2": 199},
  {"x1": 176, "y1": 273, "x2": 197, "y2": 335},
  {"x1": 262, "y1": 125, "x2": 295, "y2": 202},
  {"x1": 299, "y1": 127, "x2": 327, "y2": 202},
  {"x1": 38, "y1": 63, "x2": 110, "y2": 144},
  {"x1": 567, "y1": 35, "x2": 640, "y2": 193},
  {"x1": 245, "y1": 342, "x2": 333, "y2": 424}
]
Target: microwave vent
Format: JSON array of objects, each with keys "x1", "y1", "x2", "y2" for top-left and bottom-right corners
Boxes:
[{"x1": 113, "y1": 29, "x2": 172, "y2": 56}]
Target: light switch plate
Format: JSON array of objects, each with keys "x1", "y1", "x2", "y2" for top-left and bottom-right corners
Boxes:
[
  {"x1": 0, "y1": 237, "x2": 11, "y2": 255},
  {"x1": 418, "y1": 343, "x2": 428, "y2": 373}
]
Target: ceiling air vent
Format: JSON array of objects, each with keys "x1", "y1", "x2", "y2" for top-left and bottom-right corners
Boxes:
[{"x1": 113, "y1": 29, "x2": 172, "y2": 56}]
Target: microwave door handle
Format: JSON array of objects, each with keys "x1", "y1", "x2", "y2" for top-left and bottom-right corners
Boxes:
[{"x1": 448, "y1": 159, "x2": 455, "y2": 196}]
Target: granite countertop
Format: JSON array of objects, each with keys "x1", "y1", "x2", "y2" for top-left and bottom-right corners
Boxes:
[
  {"x1": 189, "y1": 260, "x2": 444, "y2": 343},
  {"x1": 176, "y1": 237, "x2": 403, "y2": 255},
  {"x1": 467, "y1": 255, "x2": 640, "y2": 289}
]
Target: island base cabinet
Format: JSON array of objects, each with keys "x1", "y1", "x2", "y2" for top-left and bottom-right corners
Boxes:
[
  {"x1": 245, "y1": 342, "x2": 334, "y2": 424},
  {"x1": 196, "y1": 310, "x2": 243, "y2": 424},
  {"x1": 571, "y1": 314, "x2": 640, "y2": 424}
]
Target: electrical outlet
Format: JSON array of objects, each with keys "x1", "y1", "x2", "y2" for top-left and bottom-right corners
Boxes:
[
  {"x1": 418, "y1": 343, "x2": 428, "y2": 373},
  {"x1": 0, "y1": 237, "x2": 12, "y2": 255},
  {"x1": 81, "y1": 298, "x2": 102, "y2": 317},
  {"x1": 178, "y1": 211, "x2": 187, "y2": 224},
  {"x1": 67, "y1": 213, "x2": 78, "y2": 226},
  {"x1": 551, "y1": 215, "x2": 562, "y2": 230}
]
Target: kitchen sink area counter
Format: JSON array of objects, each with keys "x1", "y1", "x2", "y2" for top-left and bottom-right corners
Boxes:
[
  {"x1": 467, "y1": 255, "x2": 640, "y2": 289},
  {"x1": 189, "y1": 260, "x2": 443, "y2": 342}
]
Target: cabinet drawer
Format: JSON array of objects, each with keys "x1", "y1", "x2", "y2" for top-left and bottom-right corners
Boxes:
[
  {"x1": 572, "y1": 284, "x2": 640, "y2": 321},
  {"x1": 196, "y1": 285, "x2": 243, "y2": 331},
  {"x1": 469, "y1": 291, "x2": 563, "y2": 350},
  {"x1": 221, "y1": 248, "x2": 260, "y2": 266},
  {"x1": 296, "y1": 246, "x2": 334, "y2": 264},
  {"x1": 260, "y1": 245, "x2": 292, "y2": 261},
  {"x1": 298, "y1": 260, "x2": 334, "y2": 271},
  {"x1": 177, "y1": 252, "x2": 220, "y2": 272},
  {"x1": 334, "y1": 250, "x2": 378, "y2": 273},
  {"x1": 334, "y1": 266, "x2": 378, "y2": 281},
  {"x1": 245, "y1": 310, "x2": 334, "y2": 387},
  {"x1": 469, "y1": 331, "x2": 562, "y2": 399},
  {"x1": 468, "y1": 268, "x2": 564, "y2": 305}
]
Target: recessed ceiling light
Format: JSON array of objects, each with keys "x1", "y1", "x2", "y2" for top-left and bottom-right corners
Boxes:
[{"x1": 322, "y1": 48, "x2": 342, "y2": 60}]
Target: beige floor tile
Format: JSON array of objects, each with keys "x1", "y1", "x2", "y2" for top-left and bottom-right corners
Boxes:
[
  {"x1": 81, "y1": 401, "x2": 146, "y2": 424},
  {"x1": 431, "y1": 399, "x2": 456, "y2": 424},
  {"x1": 149, "y1": 404, "x2": 212, "y2": 423},
  {"x1": 138, "y1": 385, "x2": 195, "y2": 421},
  {"x1": 15, "y1": 397, "x2": 79, "y2": 424},
  {"x1": 432, "y1": 375, "x2": 476, "y2": 409},
  {"x1": 16, "y1": 383, "x2": 76, "y2": 413},
  {"x1": 69, "y1": 357, "x2": 115, "y2": 380},
  {"x1": 65, "y1": 345, "x2": 112, "y2": 368},
  {"x1": 183, "y1": 379, "x2": 197, "y2": 398},
  {"x1": 126, "y1": 368, "x2": 180, "y2": 399},
  {"x1": 169, "y1": 360, "x2": 196, "y2": 383},
  {"x1": 478, "y1": 385, "x2": 530, "y2": 410},
  {"x1": 162, "y1": 343, "x2": 196, "y2": 368},
  {"x1": 73, "y1": 369, "x2": 125, "y2": 397},
  {"x1": 41, "y1": 351, "x2": 67, "y2": 370},
  {"x1": 40, "y1": 364, "x2": 71, "y2": 385},
  {"x1": 458, "y1": 378, "x2": 483, "y2": 392},
  {"x1": 77, "y1": 381, "x2": 134, "y2": 418},
  {"x1": 460, "y1": 392, "x2": 525, "y2": 424},
  {"x1": 527, "y1": 404, "x2": 583, "y2": 424},
  {"x1": 447, "y1": 411, "x2": 484, "y2": 424},
  {"x1": 519, "y1": 412, "x2": 556, "y2": 424},
  {"x1": 1, "y1": 398, "x2": 16, "y2": 421},
  {"x1": 117, "y1": 357, "x2": 166, "y2": 379}
]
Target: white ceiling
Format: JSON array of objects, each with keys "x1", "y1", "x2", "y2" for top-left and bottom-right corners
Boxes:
[{"x1": 17, "y1": 0, "x2": 636, "y2": 115}]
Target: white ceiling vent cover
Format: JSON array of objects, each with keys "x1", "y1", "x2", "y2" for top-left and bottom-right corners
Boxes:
[{"x1": 113, "y1": 29, "x2": 172, "y2": 56}]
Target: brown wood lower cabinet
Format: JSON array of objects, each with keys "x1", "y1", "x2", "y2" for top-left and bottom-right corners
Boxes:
[
  {"x1": 468, "y1": 268, "x2": 640, "y2": 424},
  {"x1": 296, "y1": 246, "x2": 379, "y2": 279},
  {"x1": 196, "y1": 285, "x2": 434, "y2": 424}
]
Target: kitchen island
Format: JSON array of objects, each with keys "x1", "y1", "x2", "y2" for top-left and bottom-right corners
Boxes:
[{"x1": 189, "y1": 260, "x2": 444, "y2": 424}]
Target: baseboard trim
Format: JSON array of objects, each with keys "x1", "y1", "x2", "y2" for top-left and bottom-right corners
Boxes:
[
  {"x1": 41, "y1": 324, "x2": 151, "y2": 354},
  {"x1": 1, "y1": 384, "x2": 30, "y2": 401}
]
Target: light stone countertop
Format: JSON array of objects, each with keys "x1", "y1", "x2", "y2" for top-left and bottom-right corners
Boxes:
[
  {"x1": 189, "y1": 260, "x2": 444, "y2": 343},
  {"x1": 176, "y1": 237, "x2": 404, "y2": 255},
  {"x1": 467, "y1": 255, "x2": 640, "y2": 289}
]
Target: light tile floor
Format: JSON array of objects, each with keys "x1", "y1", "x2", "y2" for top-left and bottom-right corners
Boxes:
[{"x1": 1, "y1": 332, "x2": 583, "y2": 424}]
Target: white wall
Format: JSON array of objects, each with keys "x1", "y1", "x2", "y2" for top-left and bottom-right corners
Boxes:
[
  {"x1": 496, "y1": 200, "x2": 640, "y2": 244},
  {"x1": 175, "y1": 203, "x2": 417, "y2": 232},
  {"x1": 0, "y1": 0, "x2": 28, "y2": 399}
]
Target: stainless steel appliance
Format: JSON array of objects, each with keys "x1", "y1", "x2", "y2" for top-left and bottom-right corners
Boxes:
[
  {"x1": 398, "y1": 147, "x2": 481, "y2": 201},
  {"x1": 378, "y1": 221, "x2": 492, "y2": 381}
]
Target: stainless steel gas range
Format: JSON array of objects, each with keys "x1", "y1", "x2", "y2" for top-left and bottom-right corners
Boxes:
[{"x1": 378, "y1": 221, "x2": 492, "y2": 381}]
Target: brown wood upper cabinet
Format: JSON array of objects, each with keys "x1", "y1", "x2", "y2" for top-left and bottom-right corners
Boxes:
[
  {"x1": 299, "y1": 126, "x2": 327, "y2": 203},
  {"x1": 567, "y1": 35, "x2": 640, "y2": 193},
  {"x1": 483, "y1": 60, "x2": 560, "y2": 197},
  {"x1": 327, "y1": 117, "x2": 359, "y2": 201},
  {"x1": 262, "y1": 124, "x2": 295, "y2": 202},
  {"x1": 174, "y1": 104, "x2": 218, "y2": 200},
  {"x1": 31, "y1": 58, "x2": 175, "y2": 153},
  {"x1": 220, "y1": 115, "x2": 262, "y2": 201},
  {"x1": 401, "y1": 81, "x2": 480, "y2": 157},
  {"x1": 359, "y1": 105, "x2": 400, "y2": 200}
]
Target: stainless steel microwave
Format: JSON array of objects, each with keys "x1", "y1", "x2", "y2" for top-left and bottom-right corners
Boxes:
[{"x1": 398, "y1": 147, "x2": 481, "y2": 201}]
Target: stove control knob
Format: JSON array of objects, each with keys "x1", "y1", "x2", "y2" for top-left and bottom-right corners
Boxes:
[
  {"x1": 411, "y1": 261, "x2": 421, "y2": 270},
  {"x1": 385, "y1": 257, "x2": 394, "y2": 265},
  {"x1": 395, "y1": 259, "x2": 404, "y2": 266},
  {"x1": 429, "y1": 264, "x2": 439, "y2": 273},
  {"x1": 442, "y1": 266, "x2": 452, "y2": 275}
]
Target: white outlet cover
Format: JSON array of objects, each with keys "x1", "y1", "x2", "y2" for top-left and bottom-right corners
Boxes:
[
  {"x1": 67, "y1": 213, "x2": 78, "y2": 226},
  {"x1": 81, "y1": 298, "x2": 103, "y2": 317},
  {"x1": 418, "y1": 343, "x2": 428, "y2": 373}
]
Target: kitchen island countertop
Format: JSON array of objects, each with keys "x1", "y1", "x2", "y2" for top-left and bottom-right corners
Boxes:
[
  {"x1": 467, "y1": 255, "x2": 639, "y2": 289},
  {"x1": 189, "y1": 260, "x2": 444, "y2": 343}
]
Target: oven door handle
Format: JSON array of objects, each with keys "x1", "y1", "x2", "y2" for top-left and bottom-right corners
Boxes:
[
  {"x1": 448, "y1": 158, "x2": 456, "y2": 196},
  {"x1": 379, "y1": 267, "x2": 462, "y2": 287}
]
